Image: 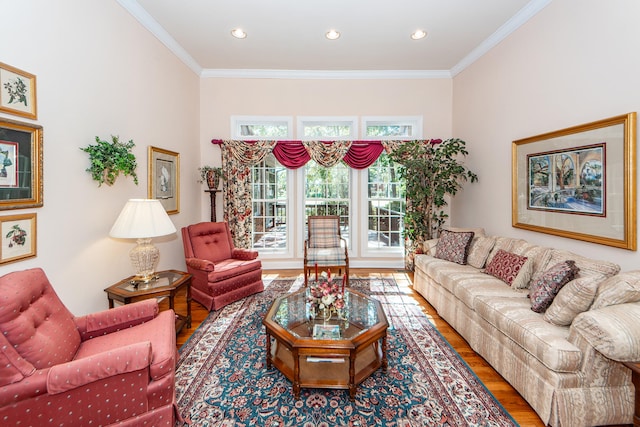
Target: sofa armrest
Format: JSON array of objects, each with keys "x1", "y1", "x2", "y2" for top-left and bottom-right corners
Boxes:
[
  {"x1": 232, "y1": 248, "x2": 259, "y2": 260},
  {"x1": 570, "y1": 301, "x2": 640, "y2": 362},
  {"x1": 47, "y1": 341, "x2": 152, "y2": 394},
  {"x1": 75, "y1": 299, "x2": 159, "y2": 340},
  {"x1": 185, "y1": 257, "x2": 215, "y2": 271},
  {"x1": 423, "y1": 238, "x2": 439, "y2": 256}
]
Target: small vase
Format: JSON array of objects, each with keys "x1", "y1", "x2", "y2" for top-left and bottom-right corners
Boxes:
[{"x1": 205, "y1": 170, "x2": 220, "y2": 190}]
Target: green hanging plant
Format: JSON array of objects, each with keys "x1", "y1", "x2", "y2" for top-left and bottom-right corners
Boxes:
[{"x1": 80, "y1": 135, "x2": 138, "y2": 186}]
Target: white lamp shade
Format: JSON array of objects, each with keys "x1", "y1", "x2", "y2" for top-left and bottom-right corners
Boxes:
[{"x1": 110, "y1": 199, "x2": 176, "y2": 239}]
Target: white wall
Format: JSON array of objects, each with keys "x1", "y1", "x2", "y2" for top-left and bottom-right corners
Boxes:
[
  {"x1": 199, "y1": 77, "x2": 453, "y2": 268},
  {"x1": 452, "y1": 0, "x2": 640, "y2": 271},
  {"x1": 0, "y1": 0, "x2": 202, "y2": 315}
]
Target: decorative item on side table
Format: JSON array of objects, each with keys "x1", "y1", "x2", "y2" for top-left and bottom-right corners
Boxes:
[
  {"x1": 198, "y1": 165, "x2": 223, "y2": 221},
  {"x1": 80, "y1": 135, "x2": 138, "y2": 187},
  {"x1": 109, "y1": 199, "x2": 176, "y2": 283},
  {"x1": 149, "y1": 146, "x2": 180, "y2": 214}
]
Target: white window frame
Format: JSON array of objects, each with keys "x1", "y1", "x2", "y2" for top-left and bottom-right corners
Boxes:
[
  {"x1": 359, "y1": 116, "x2": 422, "y2": 257},
  {"x1": 296, "y1": 117, "x2": 357, "y2": 259},
  {"x1": 231, "y1": 116, "x2": 294, "y2": 260}
]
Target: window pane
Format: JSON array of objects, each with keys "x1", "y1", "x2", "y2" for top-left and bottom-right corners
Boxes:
[
  {"x1": 251, "y1": 154, "x2": 287, "y2": 250},
  {"x1": 304, "y1": 160, "x2": 350, "y2": 242},
  {"x1": 367, "y1": 154, "x2": 405, "y2": 248},
  {"x1": 366, "y1": 124, "x2": 414, "y2": 137},
  {"x1": 240, "y1": 124, "x2": 288, "y2": 138}
]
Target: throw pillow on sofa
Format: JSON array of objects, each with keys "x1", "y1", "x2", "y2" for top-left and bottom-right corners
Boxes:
[
  {"x1": 529, "y1": 260, "x2": 580, "y2": 313},
  {"x1": 591, "y1": 270, "x2": 640, "y2": 310},
  {"x1": 485, "y1": 249, "x2": 531, "y2": 287},
  {"x1": 543, "y1": 277, "x2": 598, "y2": 326},
  {"x1": 434, "y1": 230, "x2": 474, "y2": 265},
  {"x1": 467, "y1": 236, "x2": 496, "y2": 269}
]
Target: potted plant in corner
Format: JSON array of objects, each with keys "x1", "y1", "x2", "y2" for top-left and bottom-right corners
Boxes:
[
  {"x1": 198, "y1": 166, "x2": 223, "y2": 190},
  {"x1": 388, "y1": 138, "x2": 478, "y2": 269},
  {"x1": 80, "y1": 135, "x2": 138, "y2": 186}
]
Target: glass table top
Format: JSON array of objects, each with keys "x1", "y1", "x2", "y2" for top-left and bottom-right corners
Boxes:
[{"x1": 269, "y1": 288, "x2": 382, "y2": 340}]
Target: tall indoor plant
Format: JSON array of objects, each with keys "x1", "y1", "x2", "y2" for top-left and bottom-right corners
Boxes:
[{"x1": 388, "y1": 138, "x2": 478, "y2": 266}]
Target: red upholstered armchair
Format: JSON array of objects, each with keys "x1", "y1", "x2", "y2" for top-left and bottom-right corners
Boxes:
[
  {"x1": 181, "y1": 222, "x2": 264, "y2": 311},
  {"x1": 0, "y1": 268, "x2": 178, "y2": 426}
]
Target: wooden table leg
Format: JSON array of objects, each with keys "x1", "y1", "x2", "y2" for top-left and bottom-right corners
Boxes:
[
  {"x1": 265, "y1": 332, "x2": 272, "y2": 368},
  {"x1": 349, "y1": 350, "x2": 356, "y2": 401},
  {"x1": 382, "y1": 335, "x2": 388, "y2": 371},
  {"x1": 293, "y1": 349, "x2": 301, "y2": 399}
]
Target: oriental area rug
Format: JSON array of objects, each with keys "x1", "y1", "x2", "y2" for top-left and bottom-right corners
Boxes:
[{"x1": 175, "y1": 277, "x2": 518, "y2": 427}]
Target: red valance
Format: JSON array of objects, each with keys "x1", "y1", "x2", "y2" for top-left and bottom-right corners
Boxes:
[{"x1": 211, "y1": 139, "x2": 387, "y2": 169}]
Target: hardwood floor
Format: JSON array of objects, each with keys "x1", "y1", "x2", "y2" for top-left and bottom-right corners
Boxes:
[{"x1": 170, "y1": 268, "x2": 545, "y2": 426}]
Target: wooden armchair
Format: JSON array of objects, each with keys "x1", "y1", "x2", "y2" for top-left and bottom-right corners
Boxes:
[{"x1": 304, "y1": 215, "x2": 349, "y2": 286}]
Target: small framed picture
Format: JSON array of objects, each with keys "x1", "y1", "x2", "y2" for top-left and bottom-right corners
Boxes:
[
  {"x1": 0, "y1": 118, "x2": 43, "y2": 210},
  {"x1": 0, "y1": 62, "x2": 37, "y2": 120},
  {"x1": 0, "y1": 213, "x2": 36, "y2": 264},
  {"x1": 148, "y1": 146, "x2": 180, "y2": 214}
]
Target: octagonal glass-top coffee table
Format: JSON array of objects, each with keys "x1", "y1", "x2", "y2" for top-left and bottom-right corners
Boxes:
[{"x1": 262, "y1": 287, "x2": 388, "y2": 400}]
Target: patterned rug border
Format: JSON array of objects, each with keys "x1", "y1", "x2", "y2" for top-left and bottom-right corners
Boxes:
[{"x1": 176, "y1": 276, "x2": 519, "y2": 426}]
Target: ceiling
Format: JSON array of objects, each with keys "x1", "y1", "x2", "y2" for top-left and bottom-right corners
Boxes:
[{"x1": 118, "y1": 0, "x2": 550, "y2": 78}]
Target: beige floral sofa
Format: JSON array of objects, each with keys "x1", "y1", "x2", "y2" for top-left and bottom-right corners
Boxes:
[{"x1": 413, "y1": 227, "x2": 639, "y2": 426}]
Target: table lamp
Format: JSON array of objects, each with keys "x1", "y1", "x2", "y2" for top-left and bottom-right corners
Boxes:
[{"x1": 110, "y1": 199, "x2": 176, "y2": 282}]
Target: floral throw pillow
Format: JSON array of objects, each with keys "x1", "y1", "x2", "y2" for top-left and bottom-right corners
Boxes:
[
  {"x1": 529, "y1": 260, "x2": 580, "y2": 313},
  {"x1": 434, "y1": 230, "x2": 474, "y2": 265},
  {"x1": 485, "y1": 249, "x2": 529, "y2": 286}
]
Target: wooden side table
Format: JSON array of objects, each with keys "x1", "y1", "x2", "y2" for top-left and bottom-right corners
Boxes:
[
  {"x1": 104, "y1": 269, "x2": 192, "y2": 334},
  {"x1": 625, "y1": 362, "x2": 640, "y2": 427}
]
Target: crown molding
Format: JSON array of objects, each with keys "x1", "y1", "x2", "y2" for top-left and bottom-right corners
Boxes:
[
  {"x1": 119, "y1": 0, "x2": 551, "y2": 80},
  {"x1": 200, "y1": 69, "x2": 452, "y2": 79},
  {"x1": 450, "y1": 0, "x2": 552, "y2": 77},
  {"x1": 116, "y1": 0, "x2": 202, "y2": 75}
]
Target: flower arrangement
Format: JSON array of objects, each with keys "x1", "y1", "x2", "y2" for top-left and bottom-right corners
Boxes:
[{"x1": 307, "y1": 270, "x2": 345, "y2": 320}]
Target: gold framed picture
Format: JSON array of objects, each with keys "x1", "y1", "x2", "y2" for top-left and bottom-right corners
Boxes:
[
  {"x1": 512, "y1": 112, "x2": 636, "y2": 250},
  {"x1": 0, "y1": 62, "x2": 37, "y2": 120},
  {"x1": 0, "y1": 213, "x2": 36, "y2": 264},
  {"x1": 148, "y1": 146, "x2": 179, "y2": 214},
  {"x1": 0, "y1": 118, "x2": 43, "y2": 210}
]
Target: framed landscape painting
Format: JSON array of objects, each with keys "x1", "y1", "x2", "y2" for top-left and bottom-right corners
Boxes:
[
  {"x1": 0, "y1": 119, "x2": 43, "y2": 210},
  {"x1": 512, "y1": 112, "x2": 636, "y2": 250},
  {"x1": 0, "y1": 62, "x2": 37, "y2": 120},
  {"x1": 148, "y1": 146, "x2": 179, "y2": 214}
]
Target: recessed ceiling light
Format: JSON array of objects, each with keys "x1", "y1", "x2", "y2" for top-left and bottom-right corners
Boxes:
[
  {"x1": 325, "y1": 29, "x2": 341, "y2": 40},
  {"x1": 411, "y1": 29, "x2": 427, "y2": 40},
  {"x1": 231, "y1": 28, "x2": 247, "y2": 39}
]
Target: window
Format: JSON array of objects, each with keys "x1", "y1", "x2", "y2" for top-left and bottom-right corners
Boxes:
[
  {"x1": 299, "y1": 117, "x2": 356, "y2": 246},
  {"x1": 232, "y1": 117, "x2": 291, "y2": 253},
  {"x1": 362, "y1": 117, "x2": 421, "y2": 253}
]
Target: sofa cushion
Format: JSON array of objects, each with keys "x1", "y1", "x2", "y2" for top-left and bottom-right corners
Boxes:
[
  {"x1": 0, "y1": 332, "x2": 35, "y2": 386},
  {"x1": 591, "y1": 270, "x2": 640, "y2": 309},
  {"x1": 474, "y1": 296, "x2": 582, "y2": 372},
  {"x1": 570, "y1": 302, "x2": 640, "y2": 362},
  {"x1": 454, "y1": 275, "x2": 528, "y2": 311},
  {"x1": 547, "y1": 249, "x2": 620, "y2": 281},
  {"x1": 434, "y1": 230, "x2": 474, "y2": 265},
  {"x1": 485, "y1": 249, "x2": 530, "y2": 287},
  {"x1": 416, "y1": 256, "x2": 481, "y2": 295},
  {"x1": 467, "y1": 236, "x2": 496, "y2": 269},
  {"x1": 486, "y1": 237, "x2": 527, "y2": 265},
  {"x1": 529, "y1": 261, "x2": 580, "y2": 313},
  {"x1": 543, "y1": 277, "x2": 598, "y2": 326},
  {"x1": 511, "y1": 242, "x2": 553, "y2": 287}
]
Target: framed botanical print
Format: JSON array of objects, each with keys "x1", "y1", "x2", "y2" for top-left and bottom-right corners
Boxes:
[
  {"x1": 0, "y1": 62, "x2": 37, "y2": 120},
  {"x1": 0, "y1": 213, "x2": 36, "y2": 264},
  {"x1": 148, "y1": 146, "x2": 179, "y2": 214}
]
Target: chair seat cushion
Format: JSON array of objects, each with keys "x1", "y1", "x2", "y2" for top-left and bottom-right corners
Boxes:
[
  {"x1": 73, "y1": 310, "x2": 176, "y2": 380},
  {"x1": 306, "y1": 247, "x2": 347, "y2": 266},
  {"x1": 209, "y1": 258, "x2": 262, "y2": 282}
]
